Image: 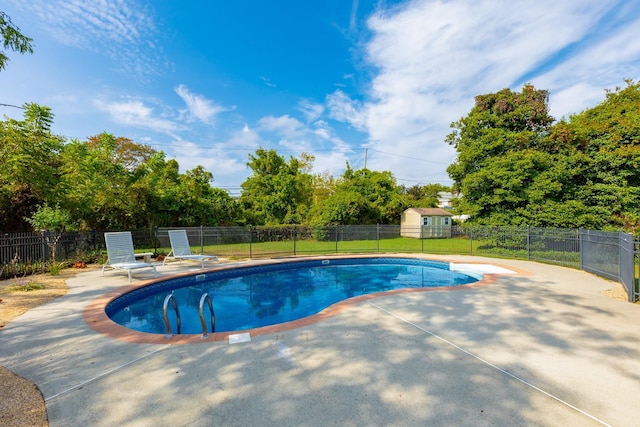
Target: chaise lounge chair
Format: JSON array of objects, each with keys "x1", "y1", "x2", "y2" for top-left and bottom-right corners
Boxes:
[
  {"x1": 102, "y1": 231, "x2": 157, "y2": 282},
  {"x1": 163, "y1": 229, "x2": 219, "y2": 269}
]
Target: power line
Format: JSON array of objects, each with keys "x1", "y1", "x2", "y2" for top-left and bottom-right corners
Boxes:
[
  {"x1": 367, "y1": 148, "x2": 450, "y2": 165},
  {"x1": 0, "y1": 103, "x2": 25, "y2": 109}
]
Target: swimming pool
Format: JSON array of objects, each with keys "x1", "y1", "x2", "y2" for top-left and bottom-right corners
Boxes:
[{"x1": 106, "y1": 257, "x2": 478, "y2": 335}]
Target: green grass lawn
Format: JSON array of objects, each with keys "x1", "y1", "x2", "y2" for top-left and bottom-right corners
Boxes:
[{"x1": 153, "y1": 236, "x2": 561, "y2": 261}]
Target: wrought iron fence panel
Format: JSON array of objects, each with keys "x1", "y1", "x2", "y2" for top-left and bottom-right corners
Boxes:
[
  {"x1": 579, "y1": 229, "x2": 621, "y2": 281},
  {"x1": 467, "y1": 226, "x2": 529, "y2": 259},
  {"x1": 529, "y1": 227, "x2": 580, "y2": 267},
  {"x1": 0, "y1": 232, "x2": 45, "y2": 277}
]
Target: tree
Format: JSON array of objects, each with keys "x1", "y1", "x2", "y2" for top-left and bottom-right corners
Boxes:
[
  {"x1": 447, "y1": 81, "x2": 640, "y2": 231},
  {"x1": 25, "y1": 204, "x2": 75, "y2": 261},
  {"x1": 0, "y1": 103, "x2": 64, "y2": 230},
  {"x1": 86, "y1": 134, "x2": 157, "y2": 170},
  {"x1": 446, "y1": 84, "x2": 555, "y2": 225},
  {"x1": 0, "y1": 12, "x2": 34, "y2": 70},
  {"x1": 402, "y1": 183, "x2": 447, "y2": 208},
  {"x1": 57, "y1": 133, "x2": 162, "y2": 230},
  {"x1": 309, "y1": 165, "x2": 407, "y2": 225},
  {"x1": 127, "y1": 152, "x2": 183, "y2": 228},
  {"x1": 177, "y1": 165, "x2": 238, "y2": 226},
  {"x1": 553, "y1": 80, "x2": 640, "y2": 231},
  {"x1": 26, "y1": 204, "x2": 73, "y2": 231},
  {"x1": 311, "y1": 171, "x2": 338, "y2": 206},
  {"x1": 239, "y1": 148, "x2": 313, "y2": 225}
]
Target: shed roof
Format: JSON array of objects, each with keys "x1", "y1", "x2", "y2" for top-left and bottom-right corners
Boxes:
[{"x1": 405, "y1": 208, "x2": 452, "y2": 216}]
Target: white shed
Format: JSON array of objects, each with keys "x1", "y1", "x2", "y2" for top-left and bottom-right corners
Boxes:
[{"x1": 400, "y1": 208, "x2": 452, "y2": 238}]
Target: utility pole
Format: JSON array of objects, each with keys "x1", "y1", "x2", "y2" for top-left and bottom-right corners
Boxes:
[{"x1": 364, "y1": 148, "x2": 368, "y2": 169}]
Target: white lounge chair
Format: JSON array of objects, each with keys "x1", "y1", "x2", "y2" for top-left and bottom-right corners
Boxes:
[
  {"x1": 102, "y1": 231, "x2": 156, "y2": 282},
  {"x1": 163, "y1": 229, "x2": 219, "y2": 268}
]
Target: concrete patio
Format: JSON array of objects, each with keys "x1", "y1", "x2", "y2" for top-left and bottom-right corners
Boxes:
[{"x1": 1, "y1": 255, "x2": 638, "y2": 426}]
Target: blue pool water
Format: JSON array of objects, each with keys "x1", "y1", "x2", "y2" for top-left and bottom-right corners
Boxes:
[{"x1": 107, "y1": 258, "x2": 478, "y2": 334}]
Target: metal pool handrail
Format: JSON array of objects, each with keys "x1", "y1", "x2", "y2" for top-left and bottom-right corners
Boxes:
[
  {"x1": 199, "y1": 293, "x2": 215, "y2": 338},
  {"x1": 162, "y1": 292, "x2": 181, "y2": 337}
]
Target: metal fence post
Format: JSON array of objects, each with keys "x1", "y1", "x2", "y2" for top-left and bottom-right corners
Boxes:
[
  {"x1": 636, "y1": 239, "x2": 640, "y2": 302},
  {"x1": 335, "y1": 225, "x2": 338, "y2": 254},
  {"x1": 578, "y1": 228, "x2": 584, "y2": 270},
  {"x1": 40, "y1": 230, "x2": 47, "y2": 273},
  {"x1": 153, "y1": 227, "x2": 158, "y2": 254},
  {"x1": 249, "y1": 225, "x2": 253, "y2": 258},
  {"x1": 377, "y1": 224, "x2": 380, "y2": 253},
  {"x1": 200, "y1": 224, "x2": 204, "y2": 254},
  {"x1": 469, "y1": 226, "x2": 473, "y2": 255},
  {"x1": 293, "y1": 225, "x2": 297, "y2": 256},
  {"x1": 527, "y1": 225, "x2": 531, "y2": 260}
]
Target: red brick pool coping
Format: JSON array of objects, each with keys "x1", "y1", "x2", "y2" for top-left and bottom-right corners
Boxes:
[{"x1": 84, "y1": 255, "x2": 528, "y2": 345}]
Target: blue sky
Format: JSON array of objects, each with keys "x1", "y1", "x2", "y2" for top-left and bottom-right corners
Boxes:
[{"x1": 2, "y1": 0, "x2": 640, "y2": 196}]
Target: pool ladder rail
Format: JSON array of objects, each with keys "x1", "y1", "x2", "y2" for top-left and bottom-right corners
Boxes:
[
  {"x1": 162, "y1": 292, "x2": 181, "y2": 337},
  {"x1": 162, "y1": 291, "x2": 216, "y2": 338},
  {"x1": 199, "y1": 293, "x2": 216, "y2": 338}
]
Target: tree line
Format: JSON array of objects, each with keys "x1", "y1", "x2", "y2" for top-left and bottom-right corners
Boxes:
[
  {"x1": 2, "y1": 80, "x2": 639, "y2": 233},
  {"x1": 2, "y1": 80, "x2": 640, "y2": 233},
  {"x1": 0, "y1": 104, "x2": 447, "y2": 232}
]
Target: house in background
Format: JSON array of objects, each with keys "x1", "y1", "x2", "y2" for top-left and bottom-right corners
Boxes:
[
  {"x1": 400, "y1": 208, "x2": 452, "y2": 238},
  {"x1": 437, "y1": 191, "x2": 461, "y2": 210}
]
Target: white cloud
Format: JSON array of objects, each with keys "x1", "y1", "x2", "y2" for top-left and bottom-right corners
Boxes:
[
  {"x1": 536, "y1": 15, "x2": 640, "y2": 118},
  {"x1": 312, "y1": 150, "x2": 351, "y2": 177},
  {"x1": 166, "y1": 126, "x2": 265, "y2": 193},
  {"x1": 548, "y1": 83, "x2": 605, "y2": 120},
  {"x1": 227, "y1": 124, "x2": 262, "y2": 149},
  {"x1": 298, "y1": 99, "x2": 325, "y2": 122},
  {"x1": 326, "y1": 0, "x2": 637, "y2": 185},
  {"x1": 8, "y1": 0, "x2": 166, "y2": 78},
  {"x1": 259, "y1": 76, "x2": 277, "y2": 87},
  {"x1": 258, "y1": 115, "x2": 307, "y2": 139},
  {"x1": 326, "y1": 90, "x2": 366, "y2": 130},
  {"x1": 175, "y1": 84, "x2": 229, "y2": 124},
  {"x1": 95, "y1": 99, "x2": 180, "y2": 135}
]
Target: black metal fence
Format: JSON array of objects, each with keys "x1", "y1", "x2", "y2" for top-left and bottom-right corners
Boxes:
[
  {"x1": 0, "y1": 230, "x2": 101, "y2": 277},
  {"x1": 1, "y1": 225, "x2": 638, "y2": 302}
]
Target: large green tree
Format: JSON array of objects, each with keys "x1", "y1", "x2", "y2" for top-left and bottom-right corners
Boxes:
[
  {"x1": 447, "y1": 84, "x2": 553, "y2": 200},
  {"x1": 552, "y1": 80, "x2": 640, "y2": 230},
  {"x1": 239, "y1": 148, "x2": 313, "y2": 225},
  {"x1": 447, "y1": 81, "x2": 640, "y2": 231},
  {"x1": 0, "y1": 103, "x2": 64, "y2": 230},
  {"x1": 447, "y1": 84, "x2": 555, "y2": 225},
  {"x1": 57, "y1": 133, "x2": 147, "y2": 229},
  {"x1": 309, "y1": 165, "x2": 407, "y2": 225},
  {"x1": 176, "y1": 165, "x2": 238, "y2": 226},
  {"x1": 59, "y1": 134, "x2": 239, "y2": 229}
]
